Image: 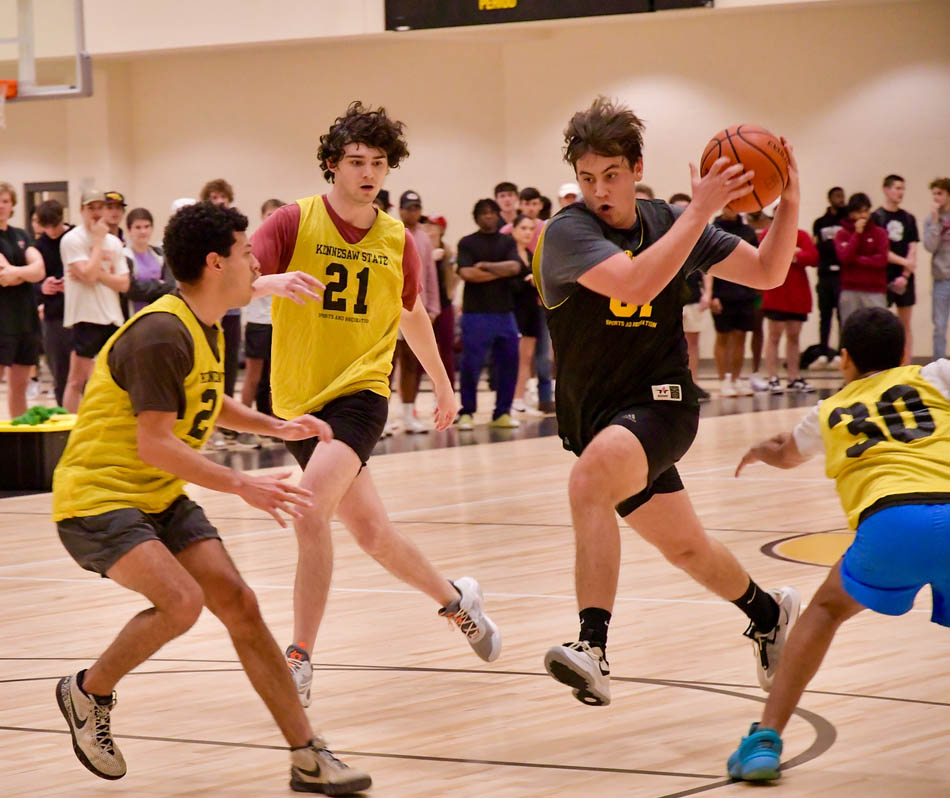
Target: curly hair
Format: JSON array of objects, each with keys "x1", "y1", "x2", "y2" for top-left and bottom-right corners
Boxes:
[
  {"x1": 472, "y1": 198, "x2": 501, "y2": 222},
  {"x1": 199, "y1": 178, "x2": 235, "y2": 204},
  {"x1": 317, "y1": 101, "x2": 409, "y2": 183},
  {"x1": 162, "y1": 201, "x2": 248, "y2": 284},
  {"x1": 930, "y1": 177, "x2": 950, "y2": 193},
  {"x1": 564, "y1": 96, "x2": 645, "y2": 170}
]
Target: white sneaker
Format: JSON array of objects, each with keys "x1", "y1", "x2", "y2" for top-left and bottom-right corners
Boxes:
[
  {"x1": 290, "y1": 736, "x2": 372, "y2": 794},
  {"x1": 720, "y1": 374, "x2": 737, "y2": 397},
  {"x1": 26, "y1": 379, "x2": 41, "y2": 402},
  {"x1": 748, "y1": 373, "x2": 769, "y2": 392},
  {"x1": 286, "y1": 644, "x2": 313, "y2": 708},
  {"x1": 405, "y1": 417, "x2": 429, "y2": 434},
  {"x1": 734, "y1": 378, "x2": 754, "y2": 396},
  {"x1": 829, "y1": 355, "x2": 842, "y2": 369},
  {"x1": 440, "y1": 577, "x2": 502, "y2": 662},
  {"x1": 208, "y1": 430, "x2": 229, "y2": 450},
  {"x1": 808, "y1": 354, "x2": 829, "y2": 370},
  {"x1": 56, "y1": 672, "x2": 126, "y2": 780},
  {"x1": 544, "y1": 641, "x2": 611, "y2": 706},
  {"x1": 744, "y1": 586, "x2": 801, "y2": 691},
  {"x1": 512, "y1": 399, "x2": 528, "y2": 413},
  {"x1": 767, "y1": 377, "x2": 784, "y2": 394}
]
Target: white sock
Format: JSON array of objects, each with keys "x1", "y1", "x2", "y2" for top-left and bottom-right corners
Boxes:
[{"x1": 402, "y1": 403, "x2": 415, "y2": 425}]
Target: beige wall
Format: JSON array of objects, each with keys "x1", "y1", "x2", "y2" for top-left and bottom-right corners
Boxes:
[{"x1": 1, "y1": 0, "x2": 948, "y2": 359}]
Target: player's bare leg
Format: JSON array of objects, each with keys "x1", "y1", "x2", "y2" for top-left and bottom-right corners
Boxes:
[{"x1": 336, "y1": 467, "x2": 502, "y2": 662}]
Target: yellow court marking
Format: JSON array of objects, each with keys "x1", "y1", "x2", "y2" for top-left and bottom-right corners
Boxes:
[{"x1": 773, "y1": 532, "x2": 855, "y2": 566}]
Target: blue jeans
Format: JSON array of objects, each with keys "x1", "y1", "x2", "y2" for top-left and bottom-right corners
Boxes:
[
  {"x1": 534, "y1": 311, "x2": 553, "y2": 404},
  {"x1": 460, "y1": 312, "x2": 519, "y2": 418},
  {"x1": 933, "y1": 280, "x2": 950, "y2": 359}
]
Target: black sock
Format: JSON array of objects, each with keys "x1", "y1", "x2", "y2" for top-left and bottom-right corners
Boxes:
[
  {"x1": 578, "y1": 607, "x2": 611, "y2": 652},
  {"x1": 732, "y1": 580, "x2": 779, "y2": 632},
  {"x1": 76, "y1": 669, "x2": 111, "y2": 703}
]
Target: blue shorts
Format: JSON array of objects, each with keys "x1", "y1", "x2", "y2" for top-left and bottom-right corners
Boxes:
[{"x1": 841, "y1": 504, "x2": 950, "y2": 626}]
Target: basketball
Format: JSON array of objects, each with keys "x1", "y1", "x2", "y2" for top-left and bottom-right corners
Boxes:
[{"x1": 700, "y1": 124, "x2": 789, "y2": 214}]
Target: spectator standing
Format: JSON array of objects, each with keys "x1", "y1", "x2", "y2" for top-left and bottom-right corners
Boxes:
[
  {"x1": 834, "y1": 192, "x2": 889, "y2": 325},
  {"x1": 60, "y1": 189, "x2": 130, "y2": 412},
  {"x1": 711, "y1": 206, "x2": 759, "y2": 396},
  {"x1": 33, "y1": 200, "x2": 74, "y2": 406},
  {"x1": 494, "y1": 181, "x2": 519, "y2": 229},
  {"x1": 925, "y1": 178, "x2": 950, "y2": 358},
  {"x1": 394, "y1": 190, "x2": 440, "y2": 433},
  {"x1": 103, "y1": 191, "x2": 127, "y2": 242},
  {"x1": 761, "y1": 225, "x2": 819, "y2": 392},
  {"x1": 123, "y1": 208, "x2": 176, "y2": 315},
  {"x1": 425, "y1": 214, "x2": 457, "y2": 389},
  {"x1": 873, "y1": 175, "x2": 918, "y2": 364},
  {"x1": 812, "y1": 186, "x2": 847, "y2": 366},
  {"x1": 0, "y1": 181, "x2": 45, "y2": 418},
  {"x1": 200, "y1": 180, "x2": 240, "y2": 447},
  {"x1": 508, "y1": 214, "x2": 543, "y2": 414},
  {"x1": 671, "y1": 193, "x2": 710, "y2": 399},
  {"x1": 557, "y1": 182, "x2": 580, "y2": 210},
  {"x1": 456, "y1": 199, "x2": 522, "y2": 429}
]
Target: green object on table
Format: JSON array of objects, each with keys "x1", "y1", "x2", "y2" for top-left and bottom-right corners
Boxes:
[{"x1": 10, "y1": 406, "x2": 69, "y2": 426}]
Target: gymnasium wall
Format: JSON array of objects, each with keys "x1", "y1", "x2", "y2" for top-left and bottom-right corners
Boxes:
[{"x1": 1, "y1": 0, "x2": 947, "y2": 358}]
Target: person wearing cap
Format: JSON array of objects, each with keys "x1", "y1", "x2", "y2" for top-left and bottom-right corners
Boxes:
[
  {"x1": 394, "y1": 190, "x2": 441, "y2": 433},
  {"x1": 59, "y1": 189, "x2": 130, "y2": 412},
  {"x1": 558, "y1": 182, "x2": 581, "y2": 209},
  {"x1": 372, "y1": 189, "x2": 392, "y2": 215},
  {"x1": 0, "y1": 180, "x2": 45, "y2": 418},
  {"x1": 103, "y1": 191, "x2": 127, "y2": 242}
]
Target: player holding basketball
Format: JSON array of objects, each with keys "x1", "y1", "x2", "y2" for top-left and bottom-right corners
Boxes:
[
  {"x1": 252, "y1": 101, "x2": 501, "y2": 708},
  {"x1": 727, "y1": 307, "x2": 950, "y2": 780},
  {"x1": 52, "y1": 202, "x2": 371, "y2": 793},
  {"x1": 534, "y1": 97, "x2": 802, "y2": 705}
]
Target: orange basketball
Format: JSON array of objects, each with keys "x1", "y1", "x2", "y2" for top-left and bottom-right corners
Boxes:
[{"x1": 700, "y1": 124, "x2": 789, "y2": 214}]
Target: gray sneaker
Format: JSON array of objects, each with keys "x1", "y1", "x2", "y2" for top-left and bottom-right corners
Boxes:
[
  {"x1": 290, "y1": 737, "x2": 372, "y2": 795},
  {"x1": 439, "y1": 577, "x2": 502, "y2": 662},
  {"x1": 234, "y1": 432, "x2": 262, "y2": 449},
  {"x1": 286, "y1": 644, "x2": 313, "y2": 708},
  {"x1": 744, "y1": 586, "x2": 801, "y2": 691},
  {"x1": 544, "y1": 641, "x2": 611, "y2": 706},
  {"x1": 56, "y1": 672, "x2": 126, "y2": 780}
]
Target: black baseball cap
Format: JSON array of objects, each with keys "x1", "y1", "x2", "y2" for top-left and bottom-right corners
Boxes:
[
  {"x1": 400, "y1": 190, "x2": 422, "y2": 209},
  {"x1": 104, "y1": 191, "x2": 126, "y2": 207}
]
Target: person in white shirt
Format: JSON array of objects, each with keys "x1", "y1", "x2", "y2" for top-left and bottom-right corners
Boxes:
[{"x1": 60, "y1": 189, "x2": 130, "y2": 412}]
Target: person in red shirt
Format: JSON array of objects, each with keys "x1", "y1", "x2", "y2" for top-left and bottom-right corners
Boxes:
[
  {"x1": 834, "y1": 192, "x2": 890, "y2": 325},
  {"x1": 761, "y1": 227, "x2": 819, "y2": 392}
]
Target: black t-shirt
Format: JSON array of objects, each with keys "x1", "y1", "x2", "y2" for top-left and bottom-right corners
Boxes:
[
  {"x1": 872, "y1": 207, "x2": 919, "y2": 281},
  {"x1": 0, "y1": 225, "x2": 41, "y2": 337},
  {"x1": 33, "y1": 225, "x2": 73, "y2": 321},
  {"x1": 710, "y1": 217, "x2": 759, "y2": 302},
  {"x1": 456, "y1": 230, "x2": 519, "y2": 313},
  {"x1": 108, "y1": 292, "x2": 220, "y2": 417},
  {"x1": 535, "y1": 199, "x2": 740, "y2": 451},
  {"x1": 813, "y1": 208, "x2": 847, "y2": 276}
]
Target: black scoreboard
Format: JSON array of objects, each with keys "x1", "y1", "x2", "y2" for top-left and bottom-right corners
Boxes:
[{"x1": 385, "y1": 1, "x2": 711, "y2": 31}]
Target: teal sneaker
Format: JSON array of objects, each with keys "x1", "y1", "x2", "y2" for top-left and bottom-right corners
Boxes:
[{"x1": 727, "y1": 722, "x2": 782, "y2": 781}]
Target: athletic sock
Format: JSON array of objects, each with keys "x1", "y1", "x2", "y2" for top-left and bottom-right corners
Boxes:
[
  {"x1": 732, "y1": 580, "x2": 779, "y2": 633},
  {"x1": 402, "y1": 403, "x2": 415, "y2": 425},
  {"x1": 578, "y1": 607, "x2": 611, "y2": 653},
  {"x1": 76, "y1": 669, "x2": 112, "y2": 704}
]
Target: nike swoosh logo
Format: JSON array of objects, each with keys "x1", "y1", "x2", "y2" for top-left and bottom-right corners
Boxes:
[
  {"x1": 69, "y1": 699, "x2": 87, "y2": 730},
  {"x1": 294, "y1": 765, "x2": 323, "y2": 778}
]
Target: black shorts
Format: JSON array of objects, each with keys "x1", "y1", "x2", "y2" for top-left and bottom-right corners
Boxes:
[
  {"x1": 57, "y1": 495, "x2": 220, "y2": 577},
  {"x1": 887, "y1": 272, "x2": 916, "y2": 308},
  {"x1": 763, "y1": 309, "x2": 808, "y2": 322},
  {"x1": 0, "y1": 331, "x2": 41, "y2": 366},
  {"x1": 284, "y1": 389, "x2": 389, "y2": 469},
  {"x1": 514, "y1": 293, "x2": 542, "y2": 338},
  {"x1": 72, "y1": 322, "x2": 119, "y2": 359},
  {"x1": 567, "y1": 402, "x2": 699, "y2": 517},
  {"x1": 244, "y1": 322, "x2": 272, "y2": 360},
  {"x1": 712, "y1": 300, "x2": 756, "y2": 333}
]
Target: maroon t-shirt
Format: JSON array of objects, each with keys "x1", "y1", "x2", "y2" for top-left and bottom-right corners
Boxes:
[{"x1": 251, "y1": 196, "x2": 421, "y2": 311}]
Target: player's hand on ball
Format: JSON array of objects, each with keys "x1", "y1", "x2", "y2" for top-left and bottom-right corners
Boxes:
[
  {"x1": 276, "y1": 415, "x2": 334, "y2": 443},
  {"x1": 689, "y1": 157, "x2": 755, "y2": 217},
  {"x1": 778, "y1": 137, "x2": 800, "y2": 205},
  {"x1": 235, "y1": 471, "x2": 314, "y2": 527}
]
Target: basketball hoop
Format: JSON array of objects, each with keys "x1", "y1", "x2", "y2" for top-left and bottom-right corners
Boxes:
[{"x1": 0, "y1": 81, "x2": 17, "y2": 130}]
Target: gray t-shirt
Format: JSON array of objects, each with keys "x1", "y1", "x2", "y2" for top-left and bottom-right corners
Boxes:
[{"x1": 534, "y1": 199, "x2": 740, "y2": 452}]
